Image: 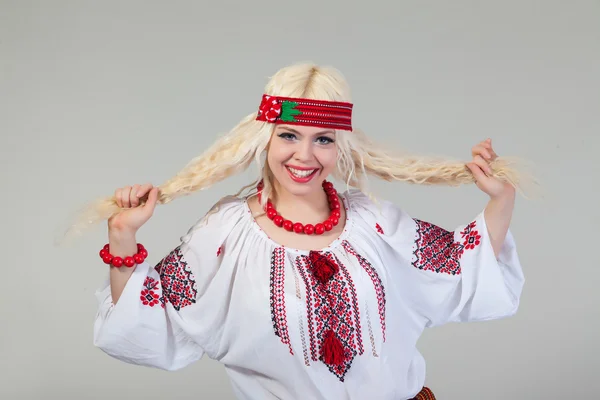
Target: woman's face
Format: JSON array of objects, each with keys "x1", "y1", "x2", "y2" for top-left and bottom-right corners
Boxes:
[{"x1": 267, "y1": 125, "x2": 338, "y2": 198}]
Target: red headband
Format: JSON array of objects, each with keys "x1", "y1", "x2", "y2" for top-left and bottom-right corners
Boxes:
[{"x1": 255, "y1": 94, "x2": 353, "y2": 131}]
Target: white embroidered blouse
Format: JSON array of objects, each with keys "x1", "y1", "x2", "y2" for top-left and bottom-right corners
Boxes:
[{"x1": 93, "y1": 189, "x2": 525, "y2": 400}]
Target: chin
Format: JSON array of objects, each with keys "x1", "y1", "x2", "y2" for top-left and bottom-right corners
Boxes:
[{"x1": 276, "y1": 165, "x2": 328, "y2": 195}]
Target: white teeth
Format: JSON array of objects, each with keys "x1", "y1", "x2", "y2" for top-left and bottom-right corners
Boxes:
[{"x1": 287, "y1": 167, "x2": 316, "y2": 178}]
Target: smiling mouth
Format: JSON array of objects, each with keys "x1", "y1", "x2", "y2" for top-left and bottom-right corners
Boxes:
[
  {"x1": 286, "y1": 166, "x2": 319, "y2": 178},
  {"x1": 284, "y1": 166, "x2": 321, "y2": 182}
]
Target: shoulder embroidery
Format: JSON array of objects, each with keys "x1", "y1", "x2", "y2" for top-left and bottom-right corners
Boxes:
[
  {"x1": 375, "y1": 223, "x2": 384, "y2": 234},
  {"x1": 140, "y1": 245, "x2": 198, "y2": 310},
  {"x1": 412, "y1": 219, "x2": 481, "y2": 275}
]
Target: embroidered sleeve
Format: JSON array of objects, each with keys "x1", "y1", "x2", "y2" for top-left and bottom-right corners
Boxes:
[
  {"x1": 401, "y1": 211, "x2": 525, "y2": 327},
  {"x1": 93, "y1": 197, "x2": 242, "y2": 370},
  {"x1": 349, "y1": 190, "x2": 525, "y2": 328}
]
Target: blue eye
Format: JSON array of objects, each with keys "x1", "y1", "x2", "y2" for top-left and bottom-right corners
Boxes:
[
  {"x1": 316, "y1": 136, "x2": 335, "y2": 145},
  {"x1": 277, "y1": 132, "x2": 334, "y2": 144},
  {"x1": 277, "y1": 133, "x2": 296, "y2": 140}
]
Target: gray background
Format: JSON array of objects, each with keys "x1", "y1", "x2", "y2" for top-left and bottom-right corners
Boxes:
[{"x1": 1, "y1": 1, "x2": 598, "y2": 399}]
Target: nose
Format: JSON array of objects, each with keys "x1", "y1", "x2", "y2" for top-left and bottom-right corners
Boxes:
[{"x1": 293, "y1": 138, "x2": 315, "y2": 162}]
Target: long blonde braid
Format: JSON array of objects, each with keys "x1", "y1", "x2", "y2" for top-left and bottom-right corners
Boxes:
[{"x1": 58, "y1": 62, "x2": 537, "y2": 245}]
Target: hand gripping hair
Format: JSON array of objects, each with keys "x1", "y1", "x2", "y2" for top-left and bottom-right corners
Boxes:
[{"x1": 58, "y1": 63, "x2": 538, "y2": 245}]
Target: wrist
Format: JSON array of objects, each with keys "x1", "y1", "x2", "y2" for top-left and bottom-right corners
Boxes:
[
  {"x1": 107, "y1": 226, "x2": 138, "y2": 259},
  {"x1": 108, "y1": 224, "x2": 137, "y2": 239},
  {"x1": 489, "y1": 186, "x2": 516, "y2": 203}
]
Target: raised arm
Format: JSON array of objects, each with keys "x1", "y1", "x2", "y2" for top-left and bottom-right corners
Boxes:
[
  {"x1": 93, "y1": 186, "x2": 243, "y2": 371},
  {"x1": 466, "y1": 138, "x2": 517, "y2": 258},
  {"x1": 103, "y1": 183, "x2": 159, "y2": 303}
]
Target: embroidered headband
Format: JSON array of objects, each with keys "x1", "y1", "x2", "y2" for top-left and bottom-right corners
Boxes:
[{"x1": 255, "y1": 94, "x2": 353, "y2": 131}]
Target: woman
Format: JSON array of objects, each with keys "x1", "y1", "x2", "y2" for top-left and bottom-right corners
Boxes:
[{"x1": 79, "y1": 63, "x2": 527, "y2": 399}]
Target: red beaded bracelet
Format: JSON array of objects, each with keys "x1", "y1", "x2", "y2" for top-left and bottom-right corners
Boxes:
[{"x1": 99, "y1": 243, "x2": 148, "y2": 268}]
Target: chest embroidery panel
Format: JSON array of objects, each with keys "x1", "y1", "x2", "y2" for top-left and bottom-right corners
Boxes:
[{"x1": 269, "y1": 241, "x2": 387, "y2": 382}]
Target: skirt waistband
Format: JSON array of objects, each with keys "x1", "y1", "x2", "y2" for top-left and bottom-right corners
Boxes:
[{"x1": 410, "y1": 387, "x2": 436, "y2": 400}]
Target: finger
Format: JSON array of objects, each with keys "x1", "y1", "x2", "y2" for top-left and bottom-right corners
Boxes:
[
  {"x1": 472, "y1": 155, "x2": 493, "y2": 175},
  {"x1": 130, "y1": 184, "x2": 141, "y2": 207},
  {"x1": 482, "y1": 139, "x2": 498, "y2": 159},
  {"x1": 134, "y1": 183, "x2": 153, "y2": 209},
  {"x1": 142, "y1": 187, "x2": 159, "y2": 215},
  {"x1": 114, "y1": 188, "x2": 123, "y2": 208},
  {"x1": 472, "y1": 144, "x2": 493, "y2": 160},
  {"x1": 122, "y1": 186, "x2": 132, "y2": 208},
  {"x1": 471, "y1": 144, "x2": 486, "y2": 157},
  {"x1": 136, "y1": 183, "x2": 153, "y2": 200},
  {"x1": 467, "y1": 162, "x2": 488, "y2": 184}
]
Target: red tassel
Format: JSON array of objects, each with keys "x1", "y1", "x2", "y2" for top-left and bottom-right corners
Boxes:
[
  {"x1": 309, "y1": 251, "x2": 339, "y2": 284},
  {"x1": 321, "y1": 329, "x2": 345, "y2": 366}
]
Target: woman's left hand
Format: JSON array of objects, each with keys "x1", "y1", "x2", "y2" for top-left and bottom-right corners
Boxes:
[{"x1": 467, "y1": 138, "x2": 515, "y2": 199}]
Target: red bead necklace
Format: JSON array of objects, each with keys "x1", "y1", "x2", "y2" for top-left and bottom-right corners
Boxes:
[{"x1": 257, "y1": 180, "x2": 341, "y2": 235}]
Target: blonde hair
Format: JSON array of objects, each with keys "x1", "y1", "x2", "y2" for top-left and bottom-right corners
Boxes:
[{"x1": 58, "y1": 62, "x2": 537, "y2": 244}]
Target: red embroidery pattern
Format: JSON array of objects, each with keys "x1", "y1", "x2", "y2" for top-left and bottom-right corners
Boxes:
[
  {"x1": 270, "y1": 247, "x2": 293, "y2": 355},
  {"x1": 151, "y1": 245, "x2": 198, "y2": 311},
  {"x1": 342, "y1": 240, "x2": 386, "y2": 342},
  {"x1": 290, "y1": 262, "x2": 311, "y2": 366},
  {"x1": 294, "y1": 257, "x2": 317, "y2": 363},
  {"x1": 333, "y1": 252, "x2": 364, "y2": 356},
  {"x1": 140, "y1": 277, "x2": 161, "y2": 307},
  {"x1": 412, "y1": 219, "x2": 462, "y2": 275},
  {"x1": 375, "y1": 223, "x2": 384, "y2": 234},
  {"x1": 269, "y1": 245, "x2": 386, "y2": 381},
  {"x1": 295, "y1": 251, "x2": 360, "y2": 382},
  {"x1": 460, "y1": 221, "x2": 481, "y2": 250},
  {"x1": 216, "y1": 246, "x2": 222, "y2": 256},
  {"x1": 412, "y1": 219, "x2": 481, "y2": 275}
]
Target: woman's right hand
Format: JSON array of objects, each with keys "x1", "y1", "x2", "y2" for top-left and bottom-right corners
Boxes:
[{"x1": 108, "y1": 183, "x2": 159, "y2": 234}]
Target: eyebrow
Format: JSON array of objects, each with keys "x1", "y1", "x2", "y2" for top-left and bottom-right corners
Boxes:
[{"x1": 276, "y1": 126, "x2": 335, "y2": 135}]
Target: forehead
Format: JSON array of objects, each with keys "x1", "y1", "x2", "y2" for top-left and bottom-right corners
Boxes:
[{"x1": 274, "y1": 124, "x2": 336, "y2": 136}]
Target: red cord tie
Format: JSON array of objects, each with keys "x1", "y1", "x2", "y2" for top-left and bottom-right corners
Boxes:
[
  {"x1": 321, "y1": 329, "x2": 345, "y2": 366},
  {"x1": 99, "y1": 243, "x2": 148, "y2": 268},
  {"x1": 309, "y1": 251, "x2": 339, "y2": 284}
]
